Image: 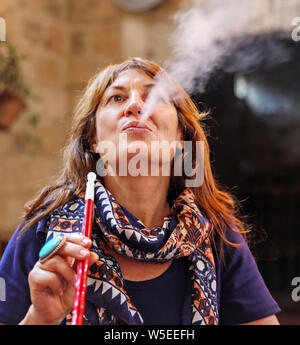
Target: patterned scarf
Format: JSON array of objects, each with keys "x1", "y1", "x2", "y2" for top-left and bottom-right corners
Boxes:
[{"x1": 45, "y1": 180, "x2": 219, "y2": 325}]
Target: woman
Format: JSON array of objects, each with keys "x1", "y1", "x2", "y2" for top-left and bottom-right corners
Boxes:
[{"x1": 0, "y1": 58, "x2": 280, "y2": 325}]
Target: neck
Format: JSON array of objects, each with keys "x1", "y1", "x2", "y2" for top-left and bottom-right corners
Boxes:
[{"x1": 103, "y1": 175, "x2": 172, "y2": 229}]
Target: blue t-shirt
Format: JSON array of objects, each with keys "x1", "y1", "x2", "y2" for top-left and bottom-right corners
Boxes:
[
  {"x1": 123, "y1": 229, "x2": 281, "y2": 325},
  {"x1": 0, "y1": 217, "x2": 281, "y2": 325},
  {"x1": 123, "y1": 257, "x2": 189, "y2": 325}
]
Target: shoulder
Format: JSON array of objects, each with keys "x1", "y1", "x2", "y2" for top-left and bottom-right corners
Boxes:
[
  {"x1": 212, "y1": 227, "x2": 249, "y2": 269},
  {"x1": 213, "y1": 227, "x2": 259, "y2": 290},
  {"x1": 0, "y1": 218, "x2": 48, "y2": 324},
  {"x1": 212, "y1": 227, "x2": 281, "y2": 324},
  {"x1": 0, "y1": 216, "x2": 48, "y2": 274},
  {"x1": 0, "y1": 195, "x2": 84, "y2": 273}
]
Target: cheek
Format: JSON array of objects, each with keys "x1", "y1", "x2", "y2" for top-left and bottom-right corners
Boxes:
[
  {"x1": 95, "y1": 109, "x2": 119, "y2": 140},
  {"x1": 154, "y1": 108, "x2": 179, "y2": 138}
]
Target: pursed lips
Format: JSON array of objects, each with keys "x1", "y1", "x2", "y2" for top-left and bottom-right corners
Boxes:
[{"x1": 121, "y1": 121, "x2": 152, "y2": 132}]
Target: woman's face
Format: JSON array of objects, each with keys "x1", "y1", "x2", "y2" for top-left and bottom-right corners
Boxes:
[{"x1": 92, "y1": 68, "x2": 183, "y2": 175}]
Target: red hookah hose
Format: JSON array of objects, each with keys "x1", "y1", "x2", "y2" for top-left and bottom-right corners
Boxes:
[{"x1": 71, "y1": 172, "x2": 96, "y2": 325}]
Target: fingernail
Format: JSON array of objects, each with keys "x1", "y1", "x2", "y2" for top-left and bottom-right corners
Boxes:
[
  {"x1": 80, "y1": 249, "x2": 89, "y2": 257},
  {"x1": 81, "y1": 238, "x2": 91, "y2": 246}
]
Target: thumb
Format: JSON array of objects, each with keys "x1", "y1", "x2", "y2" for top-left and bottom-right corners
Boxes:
[{"x1": 89, "y1": 251, "x2": 99, "y2": 266}]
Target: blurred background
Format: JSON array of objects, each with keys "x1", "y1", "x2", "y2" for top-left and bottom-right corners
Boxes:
[{"x1": 0, "y1": 0, "x2": 299, "y2": 324}]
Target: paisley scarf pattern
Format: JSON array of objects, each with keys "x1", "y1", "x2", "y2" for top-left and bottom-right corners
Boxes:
[{"x1": 45, "y1": 180, "x2": 219, "y2": 325}]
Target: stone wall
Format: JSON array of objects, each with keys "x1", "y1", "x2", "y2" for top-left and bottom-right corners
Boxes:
[
  {"x1": 0, "y1": 0, "x2": 299, "y2": 239},
  {"x1": 0, "y1": 0, "x2": 70, "y2": 238},
  {"x1": 65, "y1": 0, "x2": 182, "y2": 113},
  {"x1": 0, "y1": 0, "x2": 182, "y2": 239}
]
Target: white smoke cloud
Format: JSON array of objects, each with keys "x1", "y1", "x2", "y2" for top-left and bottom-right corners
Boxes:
[
  {"x1": 140, "y1": 0, "x2": 290, "y2": 123},
  {"x1": 166, "y1": 0, "x2": 248, "y2": 94}
]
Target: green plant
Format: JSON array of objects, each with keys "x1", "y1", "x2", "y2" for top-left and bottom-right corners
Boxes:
[
  {"x1": 0, "y1": 42, "x2": 31, "y2": 97},
  {"x1": 0, "y1": 42, "x2": 41, "y2": 152}
]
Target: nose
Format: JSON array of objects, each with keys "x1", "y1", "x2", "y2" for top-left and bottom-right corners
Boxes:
[{"x1": 124, "y1": 92, "x2": 143, "y2": 117}]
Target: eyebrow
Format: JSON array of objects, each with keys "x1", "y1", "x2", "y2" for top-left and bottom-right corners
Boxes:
[{"x1": 107, "y1": 83, "x2": 156, "y2": 92}]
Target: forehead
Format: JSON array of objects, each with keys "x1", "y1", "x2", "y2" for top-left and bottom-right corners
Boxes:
[{"x1": 109, "y1": 69, "x2": 155, "y2": 90}]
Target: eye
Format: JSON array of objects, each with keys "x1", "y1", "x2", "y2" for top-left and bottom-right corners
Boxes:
[{"x1": 108, "y1": 95, "x2": 124, "y2": 103}]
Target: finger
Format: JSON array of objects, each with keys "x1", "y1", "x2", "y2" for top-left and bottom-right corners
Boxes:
[
  {"x1": 29, "y1": 268, "x2": 65, "y2": 296},
  {"x1": 38, "y1": 255, "x2": 77, "y2": 288},
  {"x1": 72, "y1": 252, "x2": 99, "y2": 274},
  {"x1": 66, "y1": 256, "x2": 75, "y2": 267},
  {"x1": 57, "y1": 241, "x2": 91, "y2": 261},
  {"x1": 89, "y1": 251, "x2": 99, "y2": 266},
  {"x1": 74, "y1": 252, "x2": 99, "y2": 271},
  {"x1": 64, "y1": 233, "x2": 92, "y2": 247}
]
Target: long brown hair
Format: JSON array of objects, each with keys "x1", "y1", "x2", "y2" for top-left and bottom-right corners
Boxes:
[{"x1": 20, "y1": 57, "x2": 250, "y2": 259}]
